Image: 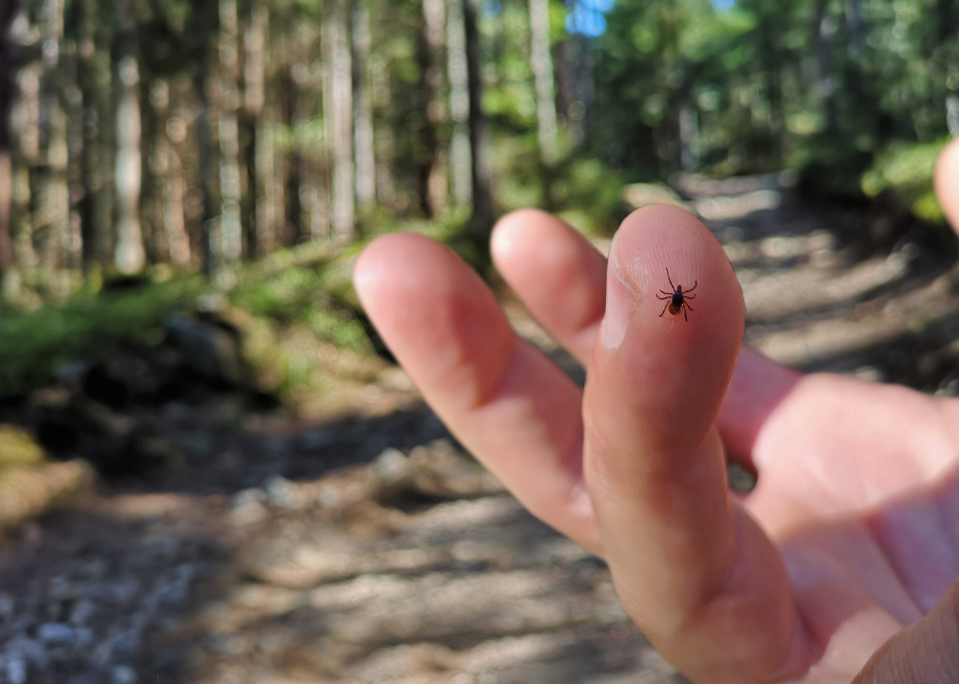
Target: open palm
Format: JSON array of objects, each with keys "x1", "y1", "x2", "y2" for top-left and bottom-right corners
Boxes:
[{"x1": 354, "y1": 139, "x2": 959, "y2": 683}]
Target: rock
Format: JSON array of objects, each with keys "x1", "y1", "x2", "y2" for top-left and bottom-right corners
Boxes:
[
  {"x1": 373, "y1": 448, "x2": 409, "y2": 486},
  {"x1": 116, "y1": 582, "x2": 145, "y2": 608},
  {"x1": 263, "y1": 476, "x2": 298, "y2": 509},
  {"x1": 112, "y1": 665, "x2": 137, "y2": 684},
  {"x1": 230, "y1": 488, "x2": 268, "y2": 525},
  {"x1": 165, "y1": 315, "x2": 248, "y2": 388},
  {"x1": 0, "y1": 594, "x2": 14, "y2": 622},
  {"x1": 37, "y1": 622, "x2": 77, "y2": 645},
  {"x1": 171, "y1": 431, "x2": 216, "y2": 460},
  {"x1": 5, "y1": 657, "x2": 27, "y2": 684}
]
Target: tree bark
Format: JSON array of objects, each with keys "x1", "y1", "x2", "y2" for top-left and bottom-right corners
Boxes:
[
  {"x1": 283, "y1": 60, "x2": 304, "y2": 246},
  {"x1": 353, "y1": 0, "x2": 376, "y2": 211},
  {"x1": 845, "y1": 0, "x2": 864, "y2": 59},
  {"x1": 114, "y1": 53, "x2": 145, "y2": 274},
  {"x1": 529, "y1": 0, "x2": 558, "y2": 167},
  {"x1": 13, "y1": 63, "x2": 40, "y2": 271},
  {"x1": 813, "y1": 0, "x2": 837, "y2": 133},
  {"x1": 76, "y1": 0, "x2": 103, "y2": 271},
  {"x1": 370, "y1": 50, "x2": 396, "y2": 211},
  {"x1": 244, "y1": 0, "x2": 268, "y2": 257},
  {"x1": 197, "y1": 69, "x2": 218, "y2": 278},
  {"x1": 446, "y1": 0, "x2": 471, "y2": 208},
  {"x1": 150, "y1": 80, "x2": 190, "y2": 266},
  {"x1": 218, "y1": 0, "x2": 242, "y2": 265},
  {"x1": 324, "y1": 0, "x2": 355, "y2": 243},
  {"x1": 464, "y1": 0, "x2": 494, "y2": 233},
  {"x1": 37, "y1": 0, "x2": 69, "y2": 271},
  {"x1": 415, "y1": 0, "x2": 447, "y2": 218},
  {"x1": 0, "y1": 0, "x2": 17, "y2": 278}
]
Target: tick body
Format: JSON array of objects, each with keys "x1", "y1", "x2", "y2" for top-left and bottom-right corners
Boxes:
[{"x1": 656, "y1": 268, "x2": 697, "y2": 321}]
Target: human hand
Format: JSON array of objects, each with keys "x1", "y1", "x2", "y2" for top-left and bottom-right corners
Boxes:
[{"x1": 353, "y1": 137, "x2": 959, "y2": 684}]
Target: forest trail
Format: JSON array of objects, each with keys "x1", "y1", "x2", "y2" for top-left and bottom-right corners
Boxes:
[{"x1": 2, "y1": 181, "x2": 959, "y2": 684}]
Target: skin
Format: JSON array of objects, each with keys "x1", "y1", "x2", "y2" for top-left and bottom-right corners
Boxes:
[{"x1": 353, "y1": 136, "x2": 959, "y2": 684}]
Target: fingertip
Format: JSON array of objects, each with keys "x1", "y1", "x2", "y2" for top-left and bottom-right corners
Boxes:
[
  {"x1": 353, "y1": 233, "x2": 393, "y2": 307},
  {"x1": 353, "y1": 232, "x2": 514, "y2": 407},
  {"x1": 935, "y1": 137, "x2": 959, "y2": 232},
  {"x1": 490, "y1": 209, "x2": 608, "y2": 363},
  {"x1": 603, "y1": 205, "x2": 745, "y2": 433},
  {"x1": 490, "y1": 208, "x2": 552, "y2": 261},
  {"x1": 612, "y1": 204, "x2": 744, "y2": 333},
  {"x1": 585, "y1": 201, "x2": 746, "y2": 510},
  {"x1": 353, "y1": 232, "x2": 433, "y2": 307}
]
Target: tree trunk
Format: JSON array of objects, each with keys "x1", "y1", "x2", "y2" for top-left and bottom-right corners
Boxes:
[
  {"x1": 150, "y1": 79, "x2": 190, "y2": 266},
  {"x1": 243, "y1": 0, "x2": 267, "y2": 257},
  {"x1": 415, "y1": 0, "x2": 447, "y2": 218},
  {"x1": 13, "y1": 63, "x2": 40, "y2": 271},
  {"x1": 446, "y1": 0, "x2": 471, "y2": 208},
  {"x1": 529, "y1": 0, "x2": 557, "y2": 167},
  {"x1": 557, "y1": 35, "x2": 592, "y2": 149},
  {"x1": 0, "y1": 0, "x2": 17, "y2": 279},
  {"x1": 76, "y1": 0, "x2": 103, "y2": 271},
  {"x1": 415, "y1": 15, "x2": 437, "y2": 217},
  {"x1": 813, "y1": 0, "x2": 837, "y2": 133},
  {"x1": 324, "y1": 0, "x2": 355, "y2": 243},
  {"x1": 353, "y1": 0, "x2": 376, "y2": 212},
  {"x1": 114, "y1": 54, "x2": 145, "y2": 274},
  {"x1": 37, "y1": 0, "x2": 69, "y2": 272},
  {"x1": 283, "y1": 61, "x2": 304, "y2": 245},
  {"x1": 218, "y1": 0, "x2": 242, "y2": 265},
  {"x1": 678, "y1": 103, "x2": 698, "y2": 171},
  {"x1": 197, "y1": 67, "x2": 219, "y2": 278},
  {"x1": 371, "y1": 51, "x2": 396, "y2": 211},
  {"x1": 845, "y1": 0, "x2": 864, "y2": 59},
  {"x1": 163, "y1": 139, "x2": 190, "y2": 265},
  {"x1": 255, "y1": 107, "x2": 278, "y2": 253},
  {"x1": 464, "y1": 0, "x2": 494, "y2": 234}
]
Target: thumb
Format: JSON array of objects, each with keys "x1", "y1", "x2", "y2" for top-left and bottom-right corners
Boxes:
[
  {"x1": 934, "y1": 137, "x2": 959, "y2": 234},
  {"x1": 582, "y1": 206, "x2": 810, "y2": 683},
  {"x1": 852, "y1": 575, "x2": 959, "y2": 683}
]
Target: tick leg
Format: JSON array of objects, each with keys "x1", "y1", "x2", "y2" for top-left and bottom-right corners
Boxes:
[
  {"x1": 666, "y1": 268, "x2": 675, "y2": 291},
  {"x1": 684, "y1": 302, "x2": 694, "y2": 311},
  {"x1": 683, "y1": 306, "x2": 688, "y2": 322},
  {"x1": 659, "y1": 302, "x2": 669, "y2": 317},
  {"x1": 685, "y1": 281, "x2": 699, "y2": 294},
  {"x1": 656, "y1": 294, "x2": 669, "y2": 300},
  {"x1": 659, "y1": 290, "x2": 673, "y2": 296},
  {"x1": 684, "y1": 293, "x2": 696, "y2": 301}
]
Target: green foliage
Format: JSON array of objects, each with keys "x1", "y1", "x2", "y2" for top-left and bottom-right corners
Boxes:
[
  {"x1": 229, "y1": 261, "x2": 370, "y2": 353},
  {"x1": 552, "y1": 157, "x2": 626, "y2": 236},
  {"x1": 0, "y1": 242, "x2": 380, "y2": 399},
  {"x1": 862, "y1": 140, "x2": 948, "y2": 222},
  {"x1": 0, "y1": 278, "x2": 204, "y2": 398}
]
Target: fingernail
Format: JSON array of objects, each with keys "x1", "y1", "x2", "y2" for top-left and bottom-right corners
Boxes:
[{"x1": 600, "y1": 247, "x2": 634, "y2": 352}]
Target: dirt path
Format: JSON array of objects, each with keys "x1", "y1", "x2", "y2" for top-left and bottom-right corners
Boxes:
[{"x1": 2, "y1": 179, "x2": 959, "y2": 684}]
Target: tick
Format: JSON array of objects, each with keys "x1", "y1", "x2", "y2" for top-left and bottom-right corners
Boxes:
[{"x1": 657, "y1": 268, "x2": 697, "y2": 321}]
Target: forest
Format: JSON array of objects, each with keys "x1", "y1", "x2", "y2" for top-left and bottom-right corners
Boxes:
[
  {"x1": 0, "y1": 0, "x2": 955, "y2": 291},
  {"x1": 0, "y1": 2, "x2": 958, "y2": 680},
  {"x1": 0, "y1": 0, "x2": 956, "y2": 396}
]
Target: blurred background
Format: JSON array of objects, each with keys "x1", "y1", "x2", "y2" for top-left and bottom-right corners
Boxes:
[{"x1": 0, "y1": 0, "x2": 958, "y2": 682}]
